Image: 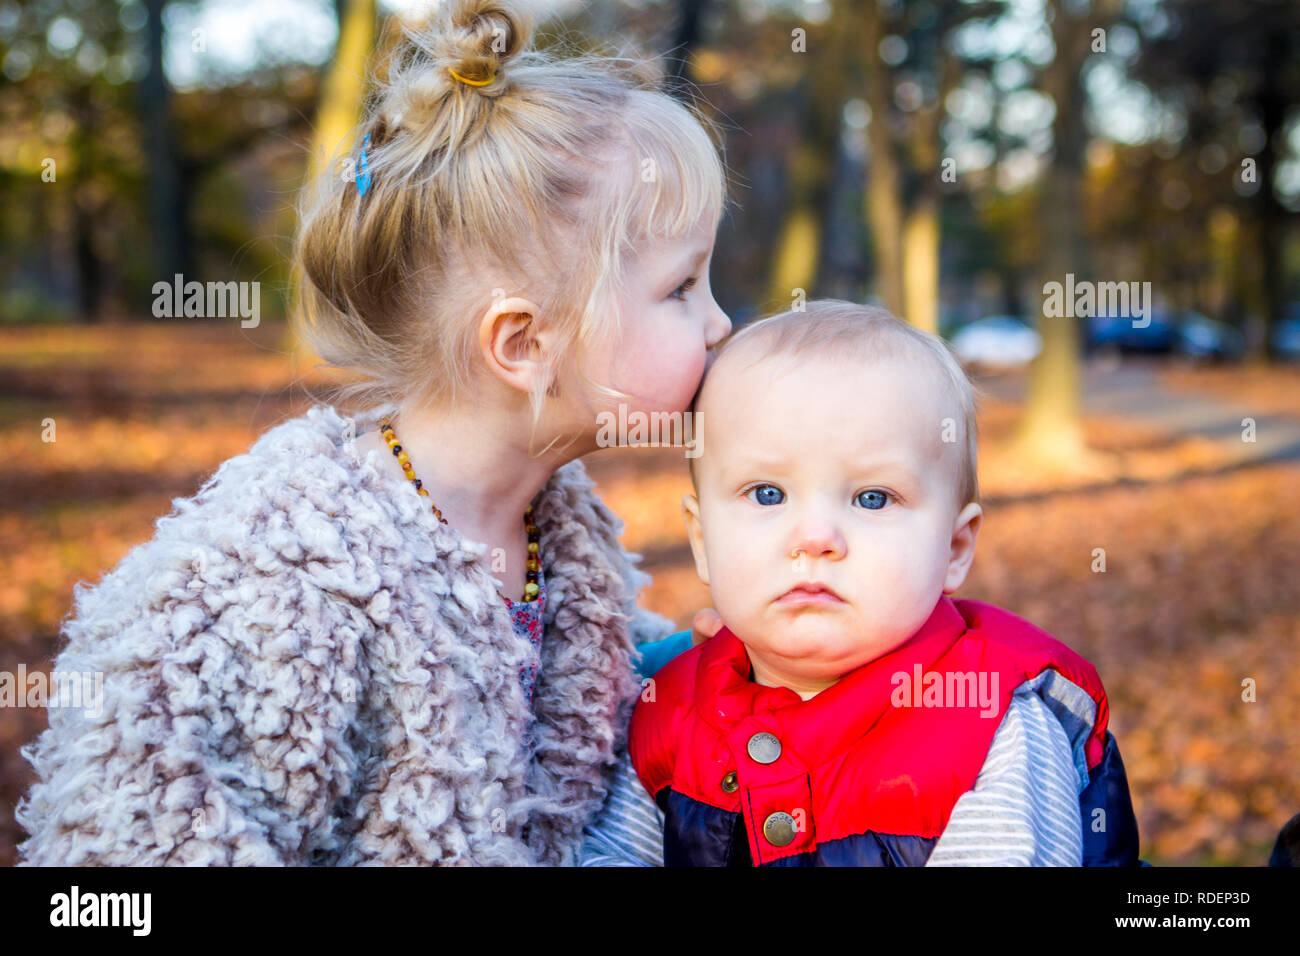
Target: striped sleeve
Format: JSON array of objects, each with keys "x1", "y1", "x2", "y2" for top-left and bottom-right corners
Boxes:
[
  {"x1": 924, "y1": 684, "x2": 1084, "y2": 866},
  {"x1": 578, "y1": 749, "x2": 664, "y2": 867}
]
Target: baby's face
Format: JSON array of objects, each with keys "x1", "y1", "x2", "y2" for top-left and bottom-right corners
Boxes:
[{"x1": 683, "y1": 349, "x2": 981, "y2": 696}]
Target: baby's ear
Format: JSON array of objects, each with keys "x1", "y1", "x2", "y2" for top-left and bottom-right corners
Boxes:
[
  {"x1": 943, "y1": 502, "x2": 982, "y2": 594},
  {"x1": 681, "y1": 493, "x2": 710, "y2": 586}
]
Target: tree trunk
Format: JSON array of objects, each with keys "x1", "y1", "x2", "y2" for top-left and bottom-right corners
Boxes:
[
  {"x1": 666, "y1": 0, "x2": 711, "y2": 102},
  {"x1": 289, "y1": 0, "x2": 377, "y2": 356},
  {"x1": 766, "y1": 202, "x2": 821, "y2": 310},
  {"x1": 859, "y1": 0, "x2": 905, "y2": 316},
  {"x1": 1011, "y1": 0, "x2": 1104, "y2": 465},
  {"x1": 68, "y1": 84, "x2": 102, "y2": 322},
  {"x1": 902, "y1": 195, "x2": 940, "y2": 333},
  {"x1": 767, "y1": 6, "x2": 846, "y2": 310},
  {"x1": 304, "y1": 0, "x2": 377, "y2": 186},
  {"x1": 1251, "y1": 26, "x2": 1287, "y2": 361},
  {"x1": 140, "y1": 0, "x2": 190, "y2": 294},
  {"x1": 899, "y1": 50, "x2": 953, "y2": 335}
]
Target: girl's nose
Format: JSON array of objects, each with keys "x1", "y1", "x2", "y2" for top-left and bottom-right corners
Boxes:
[{"x1": 706, "y1": 301, "x2": 732, "y2": 347}]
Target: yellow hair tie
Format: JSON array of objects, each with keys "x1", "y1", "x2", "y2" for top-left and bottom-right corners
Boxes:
[{"x1": 448, "y1": 66, "x2": 496, "y2": 87}]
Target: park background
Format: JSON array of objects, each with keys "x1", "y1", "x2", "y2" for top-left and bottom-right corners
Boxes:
[{"x1": 1, "y1": 0, "x2": 1298, "y2": 866}]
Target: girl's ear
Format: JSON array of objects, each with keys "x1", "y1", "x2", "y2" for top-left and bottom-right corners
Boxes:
[
  {"x1": 943, "y1": 502, "x2": 983, "y2": 595},
  {"x1": 479, "y1": 296, "x2": 550, "y2": 394}
]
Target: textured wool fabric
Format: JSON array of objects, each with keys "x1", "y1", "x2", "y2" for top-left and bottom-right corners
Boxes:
[{"x1": 15, "y1": 403, "x2": 676, "y2": 866}]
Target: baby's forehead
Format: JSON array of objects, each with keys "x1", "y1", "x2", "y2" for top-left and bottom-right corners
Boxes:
[
  {"x1": 701, "y1": 339, "x2": 943, "y2": 406},
  {"x1": 693, "y1": 342, "x2": 961, "y2": 477}
]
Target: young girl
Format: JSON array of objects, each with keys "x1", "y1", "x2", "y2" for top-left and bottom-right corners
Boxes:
[{"x1": 15, "y1": 0, "x2": 730, "y2": 866}]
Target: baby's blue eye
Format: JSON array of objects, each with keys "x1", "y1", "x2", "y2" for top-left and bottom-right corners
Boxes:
[
  {"x1": 856, "y1": 490, "x2": 891, "y2": 510},
  {"x1": 747, "y1": 484, "x2": 785, "y2": 506}
]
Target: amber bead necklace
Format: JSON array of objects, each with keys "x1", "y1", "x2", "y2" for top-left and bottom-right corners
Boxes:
[{"x1": 379, "y1": 417, "x2": 541, "y2": 603}]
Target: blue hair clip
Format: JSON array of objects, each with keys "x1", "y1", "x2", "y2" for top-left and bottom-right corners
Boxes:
[{"x1": 357, "y1": 133, "x2": 372, "y2": 197}]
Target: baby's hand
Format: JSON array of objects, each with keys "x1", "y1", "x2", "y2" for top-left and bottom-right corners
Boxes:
[{"x1": 691, "y1": 608, "x2": 723, "y2": 646}]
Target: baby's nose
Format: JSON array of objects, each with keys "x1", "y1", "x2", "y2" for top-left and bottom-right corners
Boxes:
[{"x1": 789, "y1": 525, "x2": 846, "y2": 562}]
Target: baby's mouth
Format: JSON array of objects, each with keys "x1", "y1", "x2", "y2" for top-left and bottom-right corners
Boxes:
[{"x1": 776, "y1": 582, "x2": 846, "y2": 606}]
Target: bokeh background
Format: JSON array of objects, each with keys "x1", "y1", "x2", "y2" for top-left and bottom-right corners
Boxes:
[{"x1": 2, "y1": 0, "x2": 1298, "y2": 866}]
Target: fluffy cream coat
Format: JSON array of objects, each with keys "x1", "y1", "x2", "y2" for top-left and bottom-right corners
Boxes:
[{"x1": 16, "y1": 403, "x2": 674, "y2": 865}]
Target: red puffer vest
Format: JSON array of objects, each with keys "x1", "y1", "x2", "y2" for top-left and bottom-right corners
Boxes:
[{"x1": 629, "y1": 596, "x2": 1140, "y2": 866}]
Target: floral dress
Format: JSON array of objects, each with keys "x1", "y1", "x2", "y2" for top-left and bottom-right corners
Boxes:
[{"x1": 504, "y1": 563, "x2": 546, "y2": 706}]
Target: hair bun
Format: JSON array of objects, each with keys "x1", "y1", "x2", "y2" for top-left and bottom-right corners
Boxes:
[
  {"x1": 440, "y1": 0, "x2": 532, "y2": 87},
  {"x1": 387, "y1": 0, "x2": 532, "y2": 130}
]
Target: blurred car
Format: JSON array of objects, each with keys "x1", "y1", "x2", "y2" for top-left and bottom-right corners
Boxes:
[
  {"x1": 1085, "y1": 309, "x2": 1176, "y2": 354},
  {"x1": 1174, "y1": 311, "x2": 1244, "y2": 362},
  {"x1": 939, "y1": 305, "x2": 982, "y2": 340},
  {"x1": 949, "y1": 316, "x2": 1042, "y2": 370},
  {"x1": 1274, "y1": 304, "x2": 1300, "y2": 360}
]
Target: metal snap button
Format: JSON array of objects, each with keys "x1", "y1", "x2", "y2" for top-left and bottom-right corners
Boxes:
[
  {"x1": 747, "y1": 731, "x2": 782, "y2": 764},
  {"x1": 720, "y1": 771, "x2": 739, "y2": 793},
  {"x1": 763, "y1": 811, "x2": 798, "y2": 847}
]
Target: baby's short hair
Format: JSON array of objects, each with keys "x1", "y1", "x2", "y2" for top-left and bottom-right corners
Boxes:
[{"x1": 689, "y1": 299, "x2": 979, "y2": 508}]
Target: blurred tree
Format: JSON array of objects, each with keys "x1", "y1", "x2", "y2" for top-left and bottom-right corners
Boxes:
[
  {"x1": 763, "y1": 84, "x2": 831, "y2": 311},
  {"x1": 855, "y1": 0, "x2": 1001, "y2": 333},
  {"x1": 304, "y1": 0, "x2": 376, "y2": 186},
  {"x1": 141, "y1": 0, "x2": 189, "y2": 300},
  {"x1": 1135, "y1": 0, "x2": 1300, "y2": 359},
  {"x1": 763, "y1": 11, "x2": 846, "y2": 311},
  {"x1": 897, "y1": 12, "x2": 961, "y2": 337},
  {"x1": 1012, "y1": 0, "x2": 1122, "y2": 466},
  {"x1": 287, "y1": 0, "x2": 376, "y2": 356},
  {"x1": 665, "y1": 0, "x2": 710, "y2": 102},
  {"x1": 858, "y1": 0, "x2": 906, "y2": 318},
  {"x1": 0, "y1": 1, "x2": 148, "y2": 322},
  {"x1": 0, "y1": 1, "x2": 322, "y2": 324},
  {"x1": 67, "y1": 82, "x2": 104, "y2": 320}
]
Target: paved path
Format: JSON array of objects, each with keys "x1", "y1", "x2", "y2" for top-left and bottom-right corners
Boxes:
[{"x1": 977, "y1": 358, "x2": 1300, "y2": 467}]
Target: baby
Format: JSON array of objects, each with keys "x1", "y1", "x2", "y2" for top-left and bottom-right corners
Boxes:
[{"x1": 623, "y1": 299, "x2": 1141, "y2": 867}]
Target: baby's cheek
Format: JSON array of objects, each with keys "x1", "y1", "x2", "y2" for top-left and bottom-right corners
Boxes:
[
  {"x1": 870, "y1": 558, "x2": 945, "y2": 632},
  {"x1": 853, "y1": 554, "x2": 924, "y2": 616},
  {"x1": 708, "y1": 543, "x2": 761, "y2": 619}
]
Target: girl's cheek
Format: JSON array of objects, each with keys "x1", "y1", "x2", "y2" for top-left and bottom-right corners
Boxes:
[
  {"x1": 639, "y1": 342, "x2": 702, "y2": 413},
  {"x1": 679, "y1": 353, "x2": 708, "y2": 408},
  {"x1": 679, "y1": 333, "x2": 710, "y2": 396},
  {"x1": 613, "y1": 317, "x2": 706, "y2": 411}
]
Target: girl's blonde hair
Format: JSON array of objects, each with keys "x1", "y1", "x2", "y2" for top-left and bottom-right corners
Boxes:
[{"x1": 291, "y1": 0, "x2": 731, "y2": 456}]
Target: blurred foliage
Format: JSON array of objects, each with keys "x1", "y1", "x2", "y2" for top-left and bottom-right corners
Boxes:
[{"x1": 1, "y1": 0, "x2": 1295, "y2": 332}]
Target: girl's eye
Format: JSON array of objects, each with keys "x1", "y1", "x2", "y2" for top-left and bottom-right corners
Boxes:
[
  {"x1": 669, "y1": 276, "x2": 698, "y2": 301},
  {"x1": 855, "y1": 489, "x2": 892, "y2": 510},
  {"x1": 746, "y1": 483, "x2": 785, "y2": 506}
]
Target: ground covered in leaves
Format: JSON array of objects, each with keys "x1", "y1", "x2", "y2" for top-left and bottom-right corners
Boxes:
[{"x1": 1, "y1": 320, "x2": 1296, "y2": 866}]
